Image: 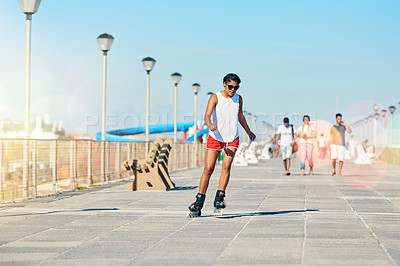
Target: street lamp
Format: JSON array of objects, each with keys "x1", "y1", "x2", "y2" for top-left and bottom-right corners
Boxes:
[
  {"x1": 363, "y1": 117, "x2": 368, "y2": 141},
  {"x1": 253, "y1": 115, "x2": 257, "y2": 137},
  {"x1": 373, "y1": 103, "x2": 379, "y2": 113},
  {"x1": 192, "y1": 83, "x2": 201, "y2": 143},
  {"x1": 97, "y1": 33, "x2": 114, "y2": 140},
  {"x1": 192, "y1": 83, "x2": 200, "y2": 167},
  {"x1": 374, "y1": 112, "x2": 380, "y2": 147},
  {"x1": 97, "y1": 33, "x2": 114, "y2": 183},
  {"x1": 247, "y1": 113, "x2": 252, "y2": 129},
  {"x1": 171, "y1": 72, "x2": 182, "y2": 143},
  {"x1": 142, "y1": 57, "x2": 156, "y2": 143},
  {"x1": 389, "y1": 106, "x2": 396, "y2": 147},
  {"x1": 359, "y1": 120, "x2": 363, "y2": 142},
  {"x1": 247, "y1": 113, "x2": 252, "y2": 142},
  {"x1": 242, "y1": 111, "x2": 248, "y2": 142},
  {"x1": 381, "y1": 109, "x2": 387, "y2": 148},
  {"x1": 262, "y1": 121, "x2": 266, "y2": 142},
  {"x1": 19, "y1": 0, "x2": 41, "y2": 199},
  {"x1": 368, "y1": 115, "x2": 373, "y2": 143}
]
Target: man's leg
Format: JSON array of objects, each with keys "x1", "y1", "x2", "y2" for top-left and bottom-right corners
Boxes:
[
  {"x1": 283, "y1": 159, "x2": 288, "y2": 174},
  {"x1": 282, "y1": 146, "x2": 288, "y2": 175},
  {"x1": 198, "y1": 149, "x2": 220, "y2": 194},
  {"x1": 338, "y1": 161, "x2": 344, "y2": 176},
  {"x1": 331, "y1": 159, "x2": 336, "y2": 175},
  {"x1": 337, "y1": 147, "x2": 345, "y2": 176},
  {"x1": 217, "y1": 147, "x2": 237, "y2": 191},
  {"x1": 286, "y1": 158, "x2": 291, "y2": 174}
]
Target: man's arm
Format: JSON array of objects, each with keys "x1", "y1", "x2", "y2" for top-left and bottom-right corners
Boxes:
[
  {"x1": 204, "y1": 94, "x2": 217, "y2": 131},
  {"x1": 238, "y1": 96, "x2": 256, "y2": 141},
  {"x1": 342, "y1": 121, "x2": 352, "y2": 134}
]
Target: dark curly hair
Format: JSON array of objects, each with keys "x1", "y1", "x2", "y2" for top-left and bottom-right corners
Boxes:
[{"x1": 223, "y1": 73, "x2": 241, "y2": 84}]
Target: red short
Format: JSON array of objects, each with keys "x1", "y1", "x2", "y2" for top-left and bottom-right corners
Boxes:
[{"x1": 206, "y1": 135, "x2": 239, "y2": 151}]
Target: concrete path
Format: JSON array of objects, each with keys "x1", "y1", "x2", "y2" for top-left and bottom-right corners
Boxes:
[{"x1": 1, "y1": 157, "x2": 400, "y2": 265}]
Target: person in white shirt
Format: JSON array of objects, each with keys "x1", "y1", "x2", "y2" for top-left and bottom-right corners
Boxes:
[
  {"x1": 187, "y1": 73, "x2": 255, "y2": 218},
  {"x1": 298, "y1": 115, "x2": 317, "y2": 176},
  {"x1": 317, "y1": 133, "x2": 328, "y2": 159},
  {"x1": 275, "y1": 117, "x2": 296, "y2": 175}
]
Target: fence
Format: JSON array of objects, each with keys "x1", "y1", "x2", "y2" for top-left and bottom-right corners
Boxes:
[
  {"x1": 0, "y1": 139, "x2": 206, "y2": 203},
  {"x1": 380, "y1": 147, "x2": 400, "y2": 165}
]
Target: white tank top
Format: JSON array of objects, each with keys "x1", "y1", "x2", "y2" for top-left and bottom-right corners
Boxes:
[{"x1": 209, "y1": 91, "x2": 240, "y2": 143}]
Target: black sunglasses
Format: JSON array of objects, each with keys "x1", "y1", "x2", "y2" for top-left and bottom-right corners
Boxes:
[{"x1": 227, "y1": 84, "x2": 240, "y2": 90}]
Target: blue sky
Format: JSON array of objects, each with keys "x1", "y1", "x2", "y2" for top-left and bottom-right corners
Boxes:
[{"x1": 1, "y1": 0, "x2": 399, "y2": 140}]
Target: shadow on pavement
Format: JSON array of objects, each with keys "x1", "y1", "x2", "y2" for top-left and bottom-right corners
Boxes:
[
  {"x1": 169, "y1": 186, "x2": 198, "y2": 191},
  {"x1": 0, "y1": 208, "x2": 119, "y2": 217},
  {"x1": 213, "y1": 209, "x2": 319, "y2": 219}
]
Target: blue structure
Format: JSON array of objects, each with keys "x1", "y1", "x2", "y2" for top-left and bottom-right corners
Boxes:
[{"x1": 95, "y1": 122, "x2": 208, "y2": 142}]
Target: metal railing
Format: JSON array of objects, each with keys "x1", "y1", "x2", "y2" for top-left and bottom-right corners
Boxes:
[{"x1": 0, "y1": 139, "x2": 206, "y2": 203}]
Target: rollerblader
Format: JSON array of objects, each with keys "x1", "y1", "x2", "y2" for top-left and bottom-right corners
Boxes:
[{"x1": 187, "y1": 73, "x2": 255, "y2": 218}]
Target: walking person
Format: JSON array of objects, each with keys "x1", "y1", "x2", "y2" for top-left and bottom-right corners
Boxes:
[
  {"x1": 348, "y1": 134, "x2": 356, "y2": 160},
  {"x1": 187, "y1": 73, "x2": 256, "y2": 218},
  {"x1": 275, "y1": 117, "x2": 296, "y2": 175},
  {"x1": 317, "y1": 133, "x2": 328, "y2": 159},
  {"x1": 329, "y1": 113, "x2": 352, "y2": 176},
  {"x1": 298, "y1": 115, "x2": 316, "y2": 176}
]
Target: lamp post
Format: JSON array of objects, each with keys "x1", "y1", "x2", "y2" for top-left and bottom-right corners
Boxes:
[
  {"x1": 389, "y1": 106, "x2": 396, "y2": 147},
  {"x1": 368, "y1": 115, "x2": 373, "y2": 143},
  {"x1": 373, "y1": 104, "x2": 379, "y2": 147},
  {"x1": 19, "y1": 0, "x2": 41, "y2": 199},
  {"x1": 381, "y1": 109, "x2": 387, "y2": 148},
  {"x1": 247, "y1": 113, "x2": 252, "y2": 142},
  {"x1": 171, "y1": 72, "x2": 182, "y2": 143},
  {"x1": 262, "y1": 121, "x2": 267, "y2": 142},
  {"x1": 97, "y1": 33, "x2": 114, "y2": 183},
  {"x1": 242, "y1": 111, "x2": 248, "y2": 142},
  {"x1": 247, "y1": 113, "x2": 252, "y2": 130},
  {"x1": 360, "y1": 120, "x2": 364, "y2": 141},
  {"x1": 253, "y1": 115, "x2": 257, "y2": 137},
  {"x1": 363, "y1": 118, "x2": 368, "y2": 141},
  {"x1": 142, "y1": 57, "x2": 156, "y2": 144},
  {"x1": 97, "y1": 33, "x2": 114, "y2": 140},
  {"x1": 192, "y1": 83, "x2": 200, "y2": 167},
  {"x1": 374, "y1": 112, "x2": 380, "y2": 147}
]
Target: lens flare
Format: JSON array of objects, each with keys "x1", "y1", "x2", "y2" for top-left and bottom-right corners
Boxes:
[{"x1": 312, "y1": 119, "x2": 333, "y2": 168}]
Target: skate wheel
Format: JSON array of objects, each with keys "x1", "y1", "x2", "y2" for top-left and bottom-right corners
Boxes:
[
  {"x1": 213, "y1": 208, "x2": 224, "y2": 216},
  {"x1": 187, "y1": 210, "x2": 201, "y2": 218}
]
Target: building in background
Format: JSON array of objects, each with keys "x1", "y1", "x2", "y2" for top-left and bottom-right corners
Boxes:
[{"x1": 0, "y1": 114, "x2": 65, "y2": 139}]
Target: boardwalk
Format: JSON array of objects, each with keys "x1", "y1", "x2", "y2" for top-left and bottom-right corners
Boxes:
[{"x1": 0, "y1": 158, "x2": 399, "y2": 265}]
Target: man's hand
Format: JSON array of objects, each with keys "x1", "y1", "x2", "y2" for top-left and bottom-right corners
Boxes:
[
  {"x1": 248, "y1": 131, "x2": 256, "y2": 141},
  {"x1": 208, "y1": 124, "x2": 217, "y2": 131}
]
